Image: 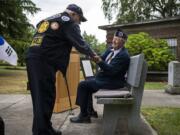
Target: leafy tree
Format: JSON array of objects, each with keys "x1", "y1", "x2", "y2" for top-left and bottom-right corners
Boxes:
[
  {"x1": 6, "y1": 38, "x2": 30, "y2": 66},
  {"x1": 0, "y1": 0, "x2": 40, "y2": 38},
  {"x1": 125, "y1": 32, "x2": 175, "y2": 71},
  {"x1": 83, "y1": 31, "x2": 106, "y2": 55},
  {"x1": 101, "y1": 0, "x2": 180, "y2": 23},
  {"x1": 0, "y1": 0, "x2": 40, "y2": 66},
  {"x1": 82, "y1": 31, "x2": 106, "y2": 70}
]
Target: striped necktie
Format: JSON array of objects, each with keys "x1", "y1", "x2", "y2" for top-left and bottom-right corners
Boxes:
[{"x1": 106, "y1": 51, "x2": 114, "y2": 64}]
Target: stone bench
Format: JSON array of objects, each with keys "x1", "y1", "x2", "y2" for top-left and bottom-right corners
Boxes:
[{"x1": 94, "y1": 54, "x2": 148, "y2": 135}]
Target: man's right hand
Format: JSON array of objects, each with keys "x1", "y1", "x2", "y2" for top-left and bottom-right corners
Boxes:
[{"x1": 91, "y1": 55, "x2": 102, "y2": 63}]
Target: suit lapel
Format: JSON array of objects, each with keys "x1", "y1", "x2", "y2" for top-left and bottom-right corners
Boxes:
[{"x1": 109, "y1": 47, "x2": 125, "y2": 63}]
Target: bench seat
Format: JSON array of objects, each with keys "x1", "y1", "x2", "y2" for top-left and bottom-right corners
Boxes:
[{"x1": 95, "y1": 90, "x2": 133, "y2": 104}]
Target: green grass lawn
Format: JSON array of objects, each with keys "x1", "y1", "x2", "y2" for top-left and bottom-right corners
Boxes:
[
  {"x1": 0, "y1": 68, "x2": 29, "y2": 94},
  {"x1": 144, "y1": 82, "x2": 167, "y2": 90},
  {"x1": 142, "y1": 107, "x2": 180, "y2": 135},
  {"x1": 0, "y1": 65, "x2": 26, "y2": 70}
]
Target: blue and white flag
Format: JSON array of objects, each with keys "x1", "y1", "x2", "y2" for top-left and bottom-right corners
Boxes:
[{"x1": 0, "y1": 36, "x2": 18, "y2": 66}]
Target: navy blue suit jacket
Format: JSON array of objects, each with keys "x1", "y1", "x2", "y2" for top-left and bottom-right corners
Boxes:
[{"x1": 95, "y1": 47, "x2": 130, "y2": 89}]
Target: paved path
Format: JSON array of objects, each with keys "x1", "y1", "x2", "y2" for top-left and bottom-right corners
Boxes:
[
  {"x1": 0, "y1": 90, "x2": 180, "y2": 135},
  {"x1": 142, "y1": 90, "x2": 180, "y2": 107}
]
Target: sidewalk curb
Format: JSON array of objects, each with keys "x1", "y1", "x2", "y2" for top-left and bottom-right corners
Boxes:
[{"x1": 141, "y1": 115, "x2": 158, "y2": 135}]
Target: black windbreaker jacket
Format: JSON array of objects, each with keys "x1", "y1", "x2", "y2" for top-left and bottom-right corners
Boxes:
[{"x1": 26, "y1": 12, "x2": 94, "y2": 75}]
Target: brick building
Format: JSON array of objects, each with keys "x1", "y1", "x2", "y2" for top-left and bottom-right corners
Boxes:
[{"x1": 99, "y1": 17, "x2": 180, "y2": 60}]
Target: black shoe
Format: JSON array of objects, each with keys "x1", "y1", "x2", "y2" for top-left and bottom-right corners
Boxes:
[
  {"x1": 88, "y1": 110, "x2": 98, "y2": 118},
  {"x1": 70, "y1": 113, "x2": 91, "y2": 123},
  {"x1": 52, "y1": 129, "x2": 62, "y2": 135}
]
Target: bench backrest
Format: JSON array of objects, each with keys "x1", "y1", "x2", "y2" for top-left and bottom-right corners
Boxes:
[{"x1": 127, "y1": 54, "x2": 144, "y2": 87}]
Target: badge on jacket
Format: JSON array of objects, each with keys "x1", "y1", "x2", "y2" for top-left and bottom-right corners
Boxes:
[
  {"x1": 31, "y1": 36, "x2": 44, "y2": 46},
  {"x1": 37, "y1": 21, "x2": 49, "y2": 33},
  {"x1": 50, "y1": 22, "x2": 60, "y2": 30},
  {"x1": 61, "y1": 16, "x2": 70, "y2": 22}
]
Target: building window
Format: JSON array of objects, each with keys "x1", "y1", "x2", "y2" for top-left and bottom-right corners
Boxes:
[{"x1": 165, "y1": 38, "x2": 177, "y2": 57}]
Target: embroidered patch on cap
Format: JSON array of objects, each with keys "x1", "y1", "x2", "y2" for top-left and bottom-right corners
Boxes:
[
  {"x1": 61, "y1": 16, "x2": 70, "y2": 22},
  {"x1": 50, "y1": 22, "x2": 60, "y2": 30},
  {"x1": 38, "y1": 21, "x2": 49, "y2": 33}
]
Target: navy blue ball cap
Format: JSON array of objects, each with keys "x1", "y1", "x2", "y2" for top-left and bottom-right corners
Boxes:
[
  {"x1": 66, "y1": 4, "x2": 87, "y2": 22},
  {"x1": 114, "y1": 29, "x2": 128, "y2": 40}
]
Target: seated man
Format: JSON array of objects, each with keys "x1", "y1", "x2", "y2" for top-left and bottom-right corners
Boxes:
[{"x1": 70, "y1": 29, "x2": 130, "y2": 123}]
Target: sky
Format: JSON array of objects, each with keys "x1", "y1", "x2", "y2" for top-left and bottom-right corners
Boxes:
[{"x1": 27, "y1": 0, "x2": 110, "y2": 43}]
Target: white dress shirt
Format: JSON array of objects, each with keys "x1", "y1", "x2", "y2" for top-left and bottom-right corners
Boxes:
[{"x1": 105, "y1": 48, "x2": 121, "y2": 64}]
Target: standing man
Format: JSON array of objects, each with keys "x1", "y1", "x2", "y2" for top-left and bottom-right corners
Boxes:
[
  {"x1": 26, "y1": 4, "x2": 96, "y2": 135},
  {"x1": 70, "y1": 29, "x2": 130, "y2": 123}
]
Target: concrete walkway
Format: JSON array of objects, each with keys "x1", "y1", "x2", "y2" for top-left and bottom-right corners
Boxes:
[{"x1": 0, "y1": 90, "x2": 180, "y2": 135}]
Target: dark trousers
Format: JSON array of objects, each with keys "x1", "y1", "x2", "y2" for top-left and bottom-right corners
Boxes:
[
  {"x1": 76, "y1": 79, "x2": 100, "y2": 115},
  {"x1": 26, "y1": 58, "x2": 56, "y2": 135},
  {"x1": 0, "y1": 116, "x2": 4, "y2": 135}
]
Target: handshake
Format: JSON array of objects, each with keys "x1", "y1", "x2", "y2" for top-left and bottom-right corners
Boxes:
[{"x1": 90, "y1": 54, "x2": 102, "y2": 63}]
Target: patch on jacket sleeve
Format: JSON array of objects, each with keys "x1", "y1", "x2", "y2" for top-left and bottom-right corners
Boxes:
[
  {"x1": 50, "y1": 22, "x2": 60, "y2": 30},
  {"x1": 31, "y1": 36, "x2": 44, "y2": 46},
  {"x1": 61, "y1": 16, "x2": 70, "y2": 22},
  {"x1": 37, "y1": 21, "x2": 49, "y2": 33}
]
